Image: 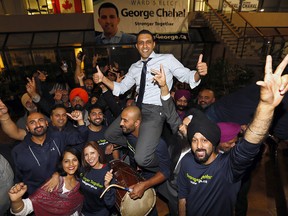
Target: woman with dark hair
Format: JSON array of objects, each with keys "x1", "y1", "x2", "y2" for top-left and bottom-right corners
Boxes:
[
  {"x1": 80, "y1": 141, "x2": 115, "y2": 216},
  {"x1": 8, "y1": 147, "x2": 84, "y2": 216}
]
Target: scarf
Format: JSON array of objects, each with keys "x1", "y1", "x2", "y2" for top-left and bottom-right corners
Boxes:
[{"x1": 29, "y1": 176, "x2": 84, "y2": 216}]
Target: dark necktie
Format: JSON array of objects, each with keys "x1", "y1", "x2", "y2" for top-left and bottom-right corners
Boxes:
[{"x1": 136, "y1": 58, "x2": 152, "y2": 108}]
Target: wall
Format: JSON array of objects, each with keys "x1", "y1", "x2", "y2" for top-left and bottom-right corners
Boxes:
[{"x1": 236, "y1": 12, "x2": 288, "y2": 27}]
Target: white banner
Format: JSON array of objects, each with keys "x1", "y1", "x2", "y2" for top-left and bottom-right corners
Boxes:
[
  {"x1": 223, "y1": 0, "x2": 240, "y2": 10},
  {"x1": 223, "y1": 0, "x2": 259, "y2": 11},
  {"x1": 241, "y1": 0, "x2": 259, "y2": 11},
  {"x1": 93, "y1": 0, "x2": 189, "y2": 41}
]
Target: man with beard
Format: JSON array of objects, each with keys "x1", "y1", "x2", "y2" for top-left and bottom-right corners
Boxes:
[
  {"x1": 177, "y1": 55, "x2": 288, "y2": 216},
  {"x1": 119, "y1": 105, "x2": 170, "y2": 206},
  {"x1": 87, "y1": 105, "x2": 119, "y2": 162},
  {"x1": 174, "y1": 89, "x2": 192, "y2": 120},
  {"x1": 69, "y1": 87, "x2": 90, "y2": 125},
  {"x1": 84, "y1": 78, "x2": 95, "y2": 95},
  {"x1": 16, "y1": 93, "x2": 49, "y2": 130},
  {"x1": 0, "y1": 100, "x2": 88, "y2": 196},
  {"x1": 196, "y1": 88, "x2": 215, "y2": 111}
]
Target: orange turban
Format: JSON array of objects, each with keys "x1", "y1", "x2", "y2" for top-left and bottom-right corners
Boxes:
[{"x1": 69, "y1": 88, "x2": 89, "y2": 104}]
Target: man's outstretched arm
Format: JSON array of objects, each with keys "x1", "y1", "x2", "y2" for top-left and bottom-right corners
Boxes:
[
  {"x1": 93, "y1": 66, "x2": 115, "y2": 91},
  {"x1": 245, "y1": 55, "x2": 288, "y2": 144},
  {"x1": 0, "y1": 100, "x2": 26, "y2": 140}
]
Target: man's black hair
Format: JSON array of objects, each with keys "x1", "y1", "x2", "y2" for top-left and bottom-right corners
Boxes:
[
  {"x1": 87, "y1": 104, "x2": 104, "y2": 115},
  {"x1": 50, "y1": 104, "x2": 68, "y2": 116},
  {"x1": 136, "y1": 29, "x2": 155, "y2": 42},
  {"x1": 98, "y1": 2, "x2": 119, "y2": 17}
]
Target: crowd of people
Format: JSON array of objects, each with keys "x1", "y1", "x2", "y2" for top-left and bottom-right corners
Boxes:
[{"x1": 0, "y1": 26, "x2": 288, "y2": 216}]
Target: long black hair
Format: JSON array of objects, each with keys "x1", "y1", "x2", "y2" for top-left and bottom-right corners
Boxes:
[{"x1": 57, "y1": 147, "x2": 81, "y2": 178}]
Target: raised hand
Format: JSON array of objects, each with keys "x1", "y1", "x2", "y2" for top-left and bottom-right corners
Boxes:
[
  {"x1": 37, "y1": 70, "x2": 47, "y2": 82},
  {"x1": 103, "y1": 65, "x2": 109, "y2": 73},
  {"x1": 104, "y1": 169, "x2": 113, "y2": 188},
  {"x1": 26, "y1": 77, "x2": 37, "y2": 97},
  {"x1": 111, "y1": 62, "x2": 119, "y2": 72},
  {"x1": 76, "y1": 51, "x2": 85, "y2": 64},
  {"x1": 151, "y1": 64, "x2": 166, "y2": 87},
  {"x1": 256, "y1": 54, "x2": 288, "y2": 108},
  {"x1": 66, "y1": 110, "x2": 83, "y2": 122},
  {"x1": 105, "y1": 143, "x2": 114, "y2": 155},
  {"x1": 178, "y1": 116, "x2": 192, "y2": 137},
  {"x1": 196, "y1": 54, "x2": 207, "y2": 77},
  {"x1": 8, "y1": 183, "x2": 27, "y2": 202},
  {"x1": 0, "y1": 99, "x2": 9, "y2": 119},
  {"x1": 77, "y1": 71, "x2": 86, "y2": 87},
  {"x1": 92, "y1": 54, "x2": 99, "y2": 68},
  {"x1": 151, "y1": 64, "x2": 170, "y2": 97},
  {"x1": 116, "y1": 73, "x2": 125, "y2": 83},
  {"x1": 93, "y1": 65, "x2": 105, "y2": 84}
]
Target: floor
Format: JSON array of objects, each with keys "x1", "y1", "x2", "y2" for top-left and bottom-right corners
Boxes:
[{"x1": 156, "y1": 140, "x2": 288, "y2": 216}]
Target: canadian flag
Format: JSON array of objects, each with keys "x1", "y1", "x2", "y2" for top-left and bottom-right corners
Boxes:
[{"x1": 53, "y1": 0, "x2": 82, "y2": 14}]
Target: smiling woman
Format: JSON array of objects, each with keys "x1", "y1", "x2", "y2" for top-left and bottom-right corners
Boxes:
[
  {"x1": 80, "y1": 141, "x2": 115, "y2": 216},
  {"x1": 8, "y1": 147, "x2": 84, "y2": 216}
]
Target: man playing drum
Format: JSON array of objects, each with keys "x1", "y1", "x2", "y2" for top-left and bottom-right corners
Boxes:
[
  {"x1": 118, "y1": 105, "x2": 170, "y2": 215},
  {"x1": 119, "y1": 106, "x2": 171, "y2": 194}
]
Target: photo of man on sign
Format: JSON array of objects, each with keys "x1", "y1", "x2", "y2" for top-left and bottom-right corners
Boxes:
[{"x1": 93, "y1": 0, "x2": 189, "y2": 44}]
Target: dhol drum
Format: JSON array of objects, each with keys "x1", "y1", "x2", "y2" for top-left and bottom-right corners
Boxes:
[{"x1": 110, "y1": 160, "x2": 156, "y2": 216}]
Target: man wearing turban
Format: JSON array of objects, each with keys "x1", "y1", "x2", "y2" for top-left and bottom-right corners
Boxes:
[
  {"x1": 174, "y1": 89, "x2": 192, "y2": 121},
  {"x1": 217, "y1": 122, "x2": 241, "y2": 153},
  {"x1": 69, "y1": 88, "x2": 89, "y2": 111},
  {"x1": 68, "y1": 87, "x2": 89, "y2": 126},
  {"x1": 152, "y1": 55, "x2": 288, "y2": 215}
]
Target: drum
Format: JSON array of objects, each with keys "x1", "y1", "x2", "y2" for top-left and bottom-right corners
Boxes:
[{"x1": 110, "y1": 160, "x2": 156, "y2": 216}]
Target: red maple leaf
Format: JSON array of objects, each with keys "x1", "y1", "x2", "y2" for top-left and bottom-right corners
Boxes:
[{"x1": 62, "y1": 0, "x2": 73, "y2": 10}]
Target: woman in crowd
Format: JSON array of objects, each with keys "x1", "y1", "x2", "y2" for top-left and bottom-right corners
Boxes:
[
  {"x1": 8, "y1": 147, "x2": 84, "y2": 216},
  {"x1": 80, "y1": 141, "x2": 115, "y2": 216}
]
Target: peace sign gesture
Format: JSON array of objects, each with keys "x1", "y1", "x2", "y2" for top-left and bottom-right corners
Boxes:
[{"x1": 257, "y1": 54, "x2": 288, "y2": 108}]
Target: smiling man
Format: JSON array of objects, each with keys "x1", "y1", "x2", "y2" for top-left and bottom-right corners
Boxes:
[
  {"x1": 0, "y1": 101, "x2": 88, "y2": 196},
  {"x1": 197, "y1": 88, "x2": 215, "y2": 110},
  {"x1": 86, "y1": 105, "x2": 119, "y2": 162},
  {"x1": 95, "y1": 2, "x2": 136, "y2": 44},
  {"x1": 177, "y1": 55, "x2": 288, "y2": 215},
  {"x1": 93, "y1": 29, "x2": 207, "y2": 171}
]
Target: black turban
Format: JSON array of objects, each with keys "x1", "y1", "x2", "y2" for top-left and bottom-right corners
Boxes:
[{"x1": 187, "y1": 113, "x2": 221, "y2": 146}]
